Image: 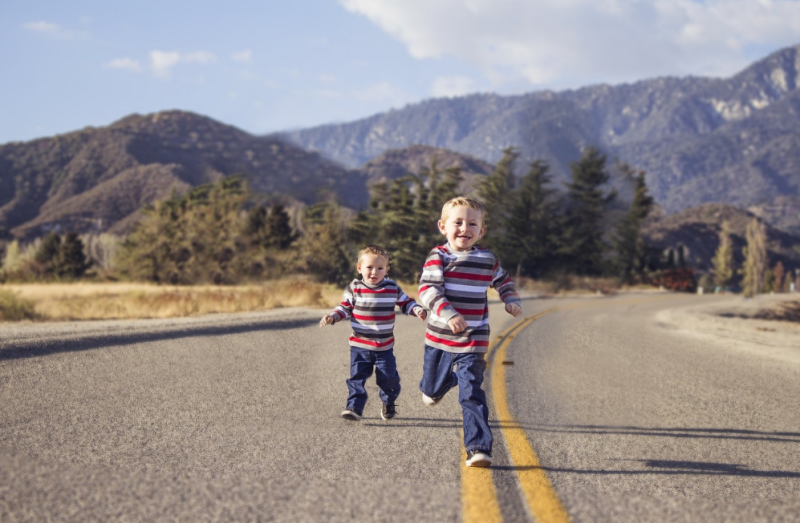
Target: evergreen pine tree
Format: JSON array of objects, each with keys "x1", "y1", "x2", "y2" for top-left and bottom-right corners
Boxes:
[
  {"x1": 265, "y1": 204, "x2": 295, "y2": 249},
  {"x1": 246, "y1": 205, "x2": 268, "y2": 246},
  {"x1": 477, "y1": 147, "x2": 518, "y2": 255},
  {"x1": 558, "y1": 146, "x2": 615, "y2": 275},
  {"x1": 505, "y1": 160, "x2": 558, "y2": 278},
  {"x1": 35, "y1": 232, "x2": 62, "y2": 277},
  {"x1": 58, "y1": 232, "x2": 90, "y2": 279},
  {"x1": 613, "y1": 166, "x2": 654, "y2": 283}
]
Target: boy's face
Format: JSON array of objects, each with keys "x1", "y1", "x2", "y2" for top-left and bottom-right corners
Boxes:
[
  {"x1": 357, "y1": 253, "x2": 389, "y2": 285},
  {"x1": 438, "y1": 205, "x2": 486, "y2": 252}
]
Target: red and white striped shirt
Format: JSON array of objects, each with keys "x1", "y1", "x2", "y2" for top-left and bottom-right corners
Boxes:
[
  {"x1": 418, "y1": 244, "x2": 520, "y2": 353},
  {"x1": 329, "y1": 278, "x2": 422, "y2": 351}
]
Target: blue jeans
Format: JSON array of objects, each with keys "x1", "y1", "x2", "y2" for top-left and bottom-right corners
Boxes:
[
  {"x1": 419, "y1": 345, "x2": 492, "y2": 454},
  {"x1": 346, "y1": 347, "x2": 401, "y2": 414}
]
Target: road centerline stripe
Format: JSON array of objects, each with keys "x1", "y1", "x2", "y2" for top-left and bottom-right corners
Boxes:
[
  {"x1": 491, "y1": 309, "x2": 571, "y2": 523},
  {"x1": 461, "y1": 312, "x2": 551, "y2": 523},
  {"x1": 463, "y1": 296, "x2": 677, "y2": 522},
  {"x1": 461, "y1": 443, "x2": 503, "y2": 523}
]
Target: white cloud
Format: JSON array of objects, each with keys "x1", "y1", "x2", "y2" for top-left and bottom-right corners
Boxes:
[
  {"x1": 107, "y1": 58, "x2": 142, "y2": 72},
  {"x1": 149, "y1": 50, "x2": 217, "y2": 77},
  {"x1": 431, "y1": 76, "x2": 477, "y2": 98},
  {"x1": 184, "y1": 51, "x2": 217, "y2": 64},
  {"x1": 151, "y1": 51, "x2": 181, "y2": 77},
  {"x1": 340, "y1": 0, "x2": 800, "y2": 88},
  {"x1": 23, "y1": 21, "x2": 78, "y2": 40},
  {"x1": 232, "y1": 49, "x2": 253, "y2": 62}
]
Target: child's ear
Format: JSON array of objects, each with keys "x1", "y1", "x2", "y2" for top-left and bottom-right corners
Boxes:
[
  {"x1": 478, "y1": 225, "x2": 486, "y2": 239},
  {"x1": 437, "y1": 220, "x2": 447, "y2": 235}
]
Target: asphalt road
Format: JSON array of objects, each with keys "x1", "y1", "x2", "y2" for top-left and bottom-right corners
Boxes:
[{"x1": 1, "y1": 293, "x2": 799, "y2": 522}]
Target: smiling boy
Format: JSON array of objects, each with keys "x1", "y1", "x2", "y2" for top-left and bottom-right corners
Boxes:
[
  {"x1": 417, "y1": 197, "x2": 521, "y2": 467},
  {"x1": 321, "y1": 245, "x2": 427, "y2": 421}
]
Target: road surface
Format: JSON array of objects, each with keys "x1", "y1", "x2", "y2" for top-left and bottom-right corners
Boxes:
[{"x1": 1, "y1": 293, "x2": 798, "y2": 522}]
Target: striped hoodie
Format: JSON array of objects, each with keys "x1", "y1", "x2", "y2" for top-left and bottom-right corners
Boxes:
[
  {"x1": 418, "y1": 243, "x2": 520, "y2": 353},
  {"x1": 329, "y1": 278, "x2": 422, "y2": 351}
]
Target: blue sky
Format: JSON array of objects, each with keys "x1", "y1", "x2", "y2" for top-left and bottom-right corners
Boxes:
[{"x1": 2, "y1": 0, "x2": 800, "y2": 144}]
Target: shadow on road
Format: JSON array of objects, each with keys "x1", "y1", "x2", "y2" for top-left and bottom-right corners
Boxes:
[
  {"x1": 522, "y1": 423, "x2": 800, "y2": 444},
  {"x1": 361, "y1": 417, "x2": 465, "y2": 429},
  {"x1": 491, "y1": 423, "x2": 800, "y2": 477},
  {"x1": 492, "y1": 460, "x2": 800, "y2": 478},
  {"x1": 0, "y1": 317, "x2": 318, "y2": 361}
]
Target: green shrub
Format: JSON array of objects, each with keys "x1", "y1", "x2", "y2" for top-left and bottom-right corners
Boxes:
[{"x1": 0, "y1": 290, "x2": 39, "y2": 321}]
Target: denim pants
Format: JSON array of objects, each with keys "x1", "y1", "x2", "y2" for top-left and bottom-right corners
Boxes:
[
  {"x1": 419, "y1": 345, "x2": 492, "y2": 453},
  {"x1": 346, "y1": 347, "x2": 401, "y2": 414}
]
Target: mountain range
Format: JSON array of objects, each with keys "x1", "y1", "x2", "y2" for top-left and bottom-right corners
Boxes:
[
  {"x1": 287, "y1": 44, "x2": 800, "y2": 234},
  {"x1": 1, "y1": 44, "x2": 799, "y2": 274}
]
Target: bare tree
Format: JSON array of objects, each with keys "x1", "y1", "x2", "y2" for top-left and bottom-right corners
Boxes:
[
  {"x1": 741, "y1": 218, "x2": 767, "y2": 298},
  {"x1": 711, "y1": 221, "x2": 734, "y2": 291}
]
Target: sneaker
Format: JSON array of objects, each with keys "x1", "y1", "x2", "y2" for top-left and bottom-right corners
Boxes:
[
  {"x1": 465, "y1": 450, "x2": 492, "y2": 467},
  {"x1": 381, "y1": 402, "x2": 396, "y2": 420},
  {"x1": 422, "y1": 393, "x2": 442, "y2": 406},
  {"x1": 341, "y1": 408, "x2": 362, "y2": 421}
]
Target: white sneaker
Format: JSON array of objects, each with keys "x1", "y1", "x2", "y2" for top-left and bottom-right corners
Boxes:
[
  {"x1": 341, "y1": 409, "x2": 361, "y2": 420},
  {"x1": 465, "y1": 450, "x2": 492, "y2": 467},
  {"x1": 422, "y1": 393, "x2": 442, "y2": 406}
]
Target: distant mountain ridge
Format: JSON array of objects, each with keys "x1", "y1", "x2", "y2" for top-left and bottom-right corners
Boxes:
[
  {"x1": 0, "y1": 111, "x2": 368, "y2": 239},
  {"x1": 0, "y1": 114, "x2": 499, "y2": 240},
  {"x1": 286, "y1": 44, "x2": 800, "y2": 219}
]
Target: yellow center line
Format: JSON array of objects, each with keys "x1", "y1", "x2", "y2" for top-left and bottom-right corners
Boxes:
[
  {"x1": 462, "y1": 295, "x2": 682, "y2": 522},
  {"x1": 461, "y1": 310, "x2": 556, "y2": 523},
  {"x1": 461, "y1": 444, "x2": 503, "y2": 523},
  {"x1": 490, "y1": 309, "x2": 571, "y2": 523}
]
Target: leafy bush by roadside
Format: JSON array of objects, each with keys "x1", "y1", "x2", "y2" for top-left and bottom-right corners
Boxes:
[{"x1": 0, "y1": 290, "x2": 40, "y2": 321}]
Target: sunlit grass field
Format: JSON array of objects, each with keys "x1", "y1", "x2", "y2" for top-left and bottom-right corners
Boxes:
[
  {"x1": 0, "y1": 280, "x2": 353, "y2": 322},
  {"x1": 0, "y1": 275, "x2": 626, "y2": 323}
]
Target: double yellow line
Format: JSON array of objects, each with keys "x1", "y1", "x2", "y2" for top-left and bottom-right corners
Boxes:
[{"x1": 461, "y1": 308, "x2": 571, "y2": 523}]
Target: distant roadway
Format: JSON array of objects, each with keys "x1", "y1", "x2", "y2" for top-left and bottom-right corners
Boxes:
[{"x1": 1, "y1": 293, "x2": 799, "y2": 522}]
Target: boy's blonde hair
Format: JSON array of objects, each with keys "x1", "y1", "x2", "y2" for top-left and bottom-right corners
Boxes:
[
  {"x1": 441, "y1": 196, "x2": 486, "y2": 226},
  {"x1": 357, "y1": 245, "x2": 390, "y2": 265}
]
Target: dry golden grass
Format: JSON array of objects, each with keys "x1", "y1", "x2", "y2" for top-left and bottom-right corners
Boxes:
[{"x1": 1, "y1": 280, "x2": 342, "y2": 322}]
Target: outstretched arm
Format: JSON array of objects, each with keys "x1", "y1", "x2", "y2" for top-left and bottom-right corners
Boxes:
[
  {"x1": 395, "y1": 283, "x2": 428, "y2": 321},
  {"x1": 491, "y1": 260, "x2": 522, "y2": 317},
  {"x1": 321, "y1": 284, "x2": 355, "y2": 327}
]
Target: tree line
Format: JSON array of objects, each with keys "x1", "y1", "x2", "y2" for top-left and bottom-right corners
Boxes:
[{"x1": 1, "y1": 144, "x2": 796, "y2": 295}]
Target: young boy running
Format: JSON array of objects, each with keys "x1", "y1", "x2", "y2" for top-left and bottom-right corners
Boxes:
[
  {"x1": 321, "y1": 245, "x2": 427, "y2": 421},
  {"x1": 418, "y1": 196, "x2": 522, "y2": 467}
]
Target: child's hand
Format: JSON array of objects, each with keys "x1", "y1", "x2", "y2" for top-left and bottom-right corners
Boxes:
[
  {"x1": 416, "y1": 308, "x2": 428, "y2": 321},
  {"x1": 447, "y1": 314, "x2": 467, "y2": 334},
  {"x1": 319, "y1": 314, "x2": 334, "y2": 328},
  {"x1": 505, "y1": 302, "x2": 522, "y2": 317}
]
